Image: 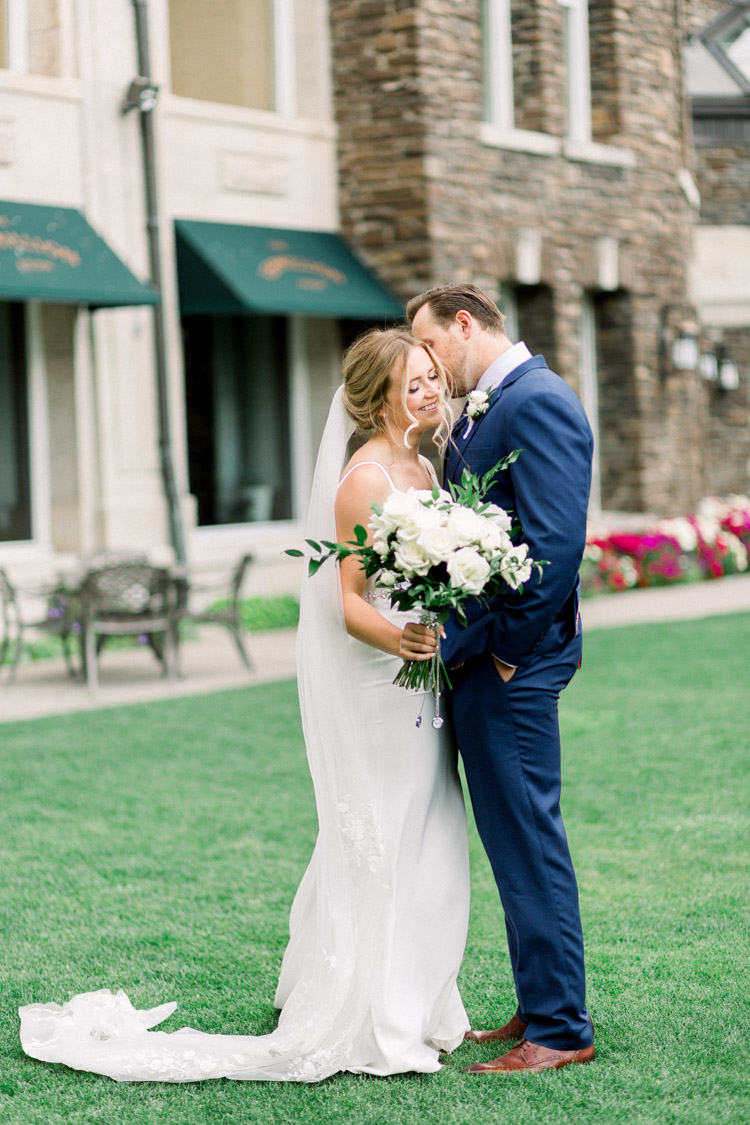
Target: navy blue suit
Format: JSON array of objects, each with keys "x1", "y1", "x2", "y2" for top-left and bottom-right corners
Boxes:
[{"x1": 444, "y1": 354, "x2": 594, "y2": 1050}]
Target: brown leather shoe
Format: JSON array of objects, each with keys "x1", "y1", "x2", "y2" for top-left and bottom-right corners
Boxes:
[
  {"x1": 464, "y1": 1038, "x2": 595, "y2": 1073},
  {"x1": 464, "y1": 1014, "x2": 528, "y2": 1044}
]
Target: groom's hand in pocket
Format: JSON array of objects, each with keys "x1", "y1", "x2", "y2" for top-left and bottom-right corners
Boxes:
[{"x1": 492, "y1": 655, "x2": 516, "y2": 683}]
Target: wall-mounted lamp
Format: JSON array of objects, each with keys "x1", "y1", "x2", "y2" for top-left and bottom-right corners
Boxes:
[
  {"x1": 699, "y1": 339, "x2": 741, "y2": 392},
  {"x1": 659, "y1": 305, "x2": 701, "y2": 379},
  {"x1": 699, "y1": 348, "x2": 719, "y2": 382},
  {"x1": 718, "y1": 355, "x2": 740, "y2": 392},
  {"x1": 671, "y1": 326, "x2": 700, "y2": 371},
  {"x1": 121, "y1": 76, "x2": 160, "y2": 116}
]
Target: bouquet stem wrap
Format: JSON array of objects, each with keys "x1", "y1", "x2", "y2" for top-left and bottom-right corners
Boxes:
[{"x1": 392, "y1": 610, "x2": 452, "y2": 728}]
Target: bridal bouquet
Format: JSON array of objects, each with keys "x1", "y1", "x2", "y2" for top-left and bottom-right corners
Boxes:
[{"x1": 287, "y1": 452, "x2": 545, "y2": 721}]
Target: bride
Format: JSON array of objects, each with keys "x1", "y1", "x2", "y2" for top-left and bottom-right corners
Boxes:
[{"x1": 19, "y1": 328, "x2": 471, "y2": 1083}]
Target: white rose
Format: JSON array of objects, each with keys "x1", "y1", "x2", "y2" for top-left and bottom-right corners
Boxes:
[
  {"x1": 396, "y1": 502, "x2": 444, "y2": 542},
  {"x1": 417, "y1": 524, "x2": 456, "y2": 565},
  {"x1": 500, "y1": 543, "x2": 532, "y2": 589},
  {"x1": 480, "y1": 522, "x2": 512, "y2": 556},
  {"x1": 377, "y1": 488, "x2": 420, "y2": 533},
  {"x1": 377, "y1": 569, "x2": 398, "y2": 587},
  {"x1": 483, "y1": 503, "x2": 513, "y2": 532},
  {"x1": 447, "y1": 547, "x2": 491, "y2": 595},
  {"x1": 393, "y1": 539, "x2": 432, "y2": 577},
  {"x1": 372, "y1": 537, "x2": 389, "y2": 556},
  {"x1": 447, "y1": 505, "x2": 487, "y2": 547}
]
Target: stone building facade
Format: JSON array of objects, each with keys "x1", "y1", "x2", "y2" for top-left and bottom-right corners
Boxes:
[
  {"x1": 331, "y1": 0, "x2": 749, "y2": 515},
  {"x1": 1, "y1": 0, "x2": 748, "y2": 598}
]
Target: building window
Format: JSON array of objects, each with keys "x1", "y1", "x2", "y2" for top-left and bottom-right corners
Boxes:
[
  {"x1": 168, "y1": 0, "x2": 296, "y2": 114},
  {"x1": 482, "y1": 0, "x2": 514, "y2": 130},
  {"x1": 558, "y1": 0, "x2": 592, "y2": 142},
  {"x1": 1, "y1": 0, "x2": 30, "y2": 72},
  {"x1": 588, "y1": 0, "x2": 620, "y2": 141},
  {"x1": 183, "y1": 315, "x2": 293, "y2": 527},
  {"x1": 0, "y1": 0, "x2": 66, "y2": 77},
  {"x1": 483, "y1": 0, "x2": 592, "y2": 139},
  {"x1": 0, "y1": 304, "x2": 32, "y2": 542}
]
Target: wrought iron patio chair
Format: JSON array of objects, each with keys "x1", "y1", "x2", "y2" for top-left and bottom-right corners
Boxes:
[
  {"x1": 79, "y1": 561, "x2": 178, "y2": 690},
  {"x1": 0, "y1": 567, "x2": 79, "y2": 684},
  {"x1": 174, "y1": 553, "x2": 255, "y2": 671}
]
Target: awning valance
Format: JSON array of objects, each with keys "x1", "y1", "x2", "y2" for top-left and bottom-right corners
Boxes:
[
  {"x1": 175, "y1": 220, "x2": 403, "y2": 320},
  {"x1": 0, "y1": 201, "x2": 158, "y2": 307}
]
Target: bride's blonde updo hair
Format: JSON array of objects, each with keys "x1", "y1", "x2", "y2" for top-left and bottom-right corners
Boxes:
[{"x1": 341, "y1": 327, "x2": 452, "y2": 452}]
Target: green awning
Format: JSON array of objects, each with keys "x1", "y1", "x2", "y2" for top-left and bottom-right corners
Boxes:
[
  {"x1": 0, "y1": 200, "x2": 158, "y2": 307},
  {"x1": 175, "y1": 220, "x2": 403, "y2": 320}
]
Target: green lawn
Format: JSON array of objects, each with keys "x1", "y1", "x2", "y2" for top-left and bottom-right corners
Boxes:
[{"x1": 1, "y1": 614, "x2": 748, "y2": 1125}]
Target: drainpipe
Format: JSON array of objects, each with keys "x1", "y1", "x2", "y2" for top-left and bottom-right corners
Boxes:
[{"x1": 124, "y1": 0, "x2": 187, "y2": 564}]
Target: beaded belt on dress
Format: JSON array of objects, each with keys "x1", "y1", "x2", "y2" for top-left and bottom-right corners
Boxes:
[{"x1": 364, "y1": 589, "x2": 390, "y2": 604}]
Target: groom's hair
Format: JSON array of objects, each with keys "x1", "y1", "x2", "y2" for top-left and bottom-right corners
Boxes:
[{"x1": 406, "y1": 284, "x2": 507, "y2": 336}]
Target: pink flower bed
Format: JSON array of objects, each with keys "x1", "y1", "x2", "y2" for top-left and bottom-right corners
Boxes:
[{"x1": 581, "y1": 495, "x2": 750, "y2": 595}]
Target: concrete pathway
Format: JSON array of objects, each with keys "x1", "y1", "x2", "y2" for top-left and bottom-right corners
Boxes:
[{"x1": 2, "y1": 573, "x2": 749, "y2": 723}]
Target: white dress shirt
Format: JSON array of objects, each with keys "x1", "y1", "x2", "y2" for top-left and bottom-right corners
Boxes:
[{"x1": 476, "y1": 342, "x2": 532, "y2": 394}]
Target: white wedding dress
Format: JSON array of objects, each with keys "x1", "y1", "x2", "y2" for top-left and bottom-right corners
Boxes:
[{"x1": 19, "y1": 388, "x2": 470, "y2": 1083}]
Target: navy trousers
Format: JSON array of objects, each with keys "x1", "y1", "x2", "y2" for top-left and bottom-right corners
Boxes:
[{"x1": 450, "y1": 614, "x2": 592, "y2": 1050}]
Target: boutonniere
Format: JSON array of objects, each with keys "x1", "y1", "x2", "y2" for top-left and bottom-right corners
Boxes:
[{"x1": 463, "y1": 387, "x2": 498, "y2": 438}]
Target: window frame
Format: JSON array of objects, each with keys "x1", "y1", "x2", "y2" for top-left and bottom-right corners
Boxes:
[
  {"x1": 558, "y1": 0, "x2": 593, "y2": 143},
  {"x1": 2, "y1": 0, "x2": 29, "y2": 73},
  {"x1": 482, "y1": 0, "x2": 515, "y2": 131}
]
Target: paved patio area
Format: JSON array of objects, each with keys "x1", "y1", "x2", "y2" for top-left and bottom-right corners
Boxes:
[{"x1": 2, "y1": 573, "x2": 749, "y2": 723}]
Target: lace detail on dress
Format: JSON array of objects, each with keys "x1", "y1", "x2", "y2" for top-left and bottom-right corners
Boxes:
[{"x1": 336, "y1": 797, "x2": 385, "y2": 873}]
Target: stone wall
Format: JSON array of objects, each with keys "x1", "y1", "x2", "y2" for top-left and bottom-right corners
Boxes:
[{"x1": 331, "y1": 0, "x2": 709, "y2": 514}]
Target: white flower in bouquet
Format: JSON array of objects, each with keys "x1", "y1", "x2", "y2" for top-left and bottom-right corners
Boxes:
[
  {"x1": 414, "y1": 487, "x2": 452, "y2": 504},
  {"x1": 393, "y1": 539, "x2": 432, "y2": 577},
  {"x1": 417, "y1": 524, "x2": 457, "y2": 565},
  {"x1": 484, "y1": 503, "x2": 514, "y2": 532},
  {"x1": 395, "y1": 502, "x2": 444, "y2": 542},
  {"x1": 499, "y1": 543, "x2": 533, "y2": 589},
  {"x1": 378, "y1": 569, "x2": 399, "y2": 587},
  {"x1": 447, "y1": 547, "x2": 492, "y2": 595},
  {"x1": 479, "y1": 521, "x2": 513, "y2": 556},
  {"x1": 371, "y1": 488, "x2": 421, "y2": 535},
  {"x1": 447, "y1": 505, "x2": 488, "y2": 547}
]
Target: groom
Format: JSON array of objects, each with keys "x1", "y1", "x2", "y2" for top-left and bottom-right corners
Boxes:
[{"x1": 407, "y1": 284, "x2": 595, "y2": 1073}]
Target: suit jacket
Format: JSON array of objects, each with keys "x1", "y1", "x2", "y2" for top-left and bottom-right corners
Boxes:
[{"x1": 443, "y1": 354, "x2": 594, "y2": 669}]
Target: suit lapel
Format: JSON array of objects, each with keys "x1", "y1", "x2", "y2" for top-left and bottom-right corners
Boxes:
[{"x1": 445, "y1": 355, "x2": 547, "y2": 484}]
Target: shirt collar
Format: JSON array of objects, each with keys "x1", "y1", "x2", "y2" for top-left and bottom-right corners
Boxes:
[{"x1": 476, "y1": 342, "x2": 532, "y2": 393}]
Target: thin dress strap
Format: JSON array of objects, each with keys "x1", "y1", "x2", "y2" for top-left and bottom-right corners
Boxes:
[
  {"x1": 419, "y1": 455, "x2": 439, "y2": 486},
  {"x1": 337, "y1": 460, "x2": 397, "y2": 491}
]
